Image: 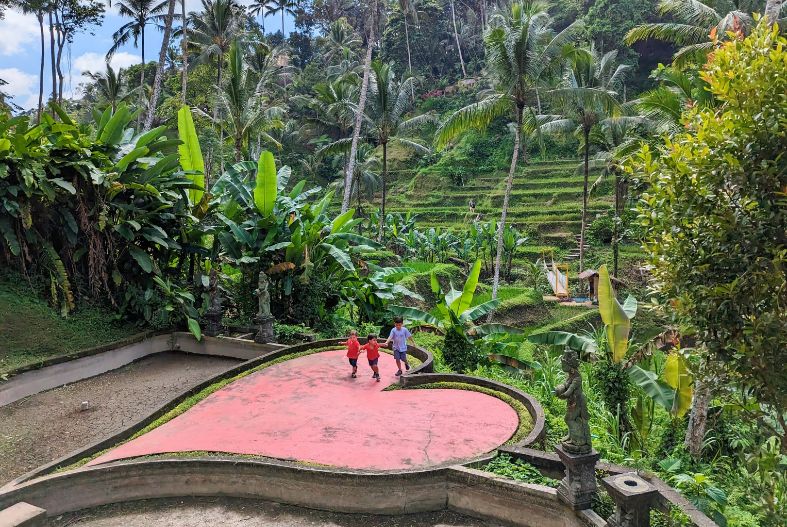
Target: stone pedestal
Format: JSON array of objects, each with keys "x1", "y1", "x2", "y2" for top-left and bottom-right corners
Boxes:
[
  {"x1": 602, "y1": 473, "x2": 659, "y2": 527},
  {"x1": 254, "y1": 315, "x2": 276, "y2": 344},
  {"x1": 556, "y1": 445, "x2": 600, "y2": 510},
  {"x1": 203, "y1": 308, "x2": 223, "y2": 337}
]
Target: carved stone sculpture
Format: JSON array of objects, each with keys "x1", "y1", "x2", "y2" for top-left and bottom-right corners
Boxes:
[
  {"x1": 254, "y1": 271, "x2": 275, "y2": 344},
  {"x1": 554, "y1": 347, "x2": 592, "y2": 455}
]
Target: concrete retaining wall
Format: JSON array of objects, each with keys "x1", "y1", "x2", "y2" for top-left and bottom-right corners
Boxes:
[
  {"x1": 0, "y1": 334, "x2": 286, "y2": 407},
  {"x1": 0, "y1": 458, "x2": 590, "y2": 526}
]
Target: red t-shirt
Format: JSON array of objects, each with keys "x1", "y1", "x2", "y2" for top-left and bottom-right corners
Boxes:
[
  {"x1": 346, "y1": 337, "x2": 361, "y2": 359},
  {"x1": 361, "y1": 341, "x2": 380, "y2": 360}
]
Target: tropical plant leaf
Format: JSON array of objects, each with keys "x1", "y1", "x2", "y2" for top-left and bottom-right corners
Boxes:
[
  {"x1": 598, "y1": 264, "x2": 631, "y2": 363},
  {"x1": 451, "y1": 259, "x2": 482, "y2": 316},
  {"x1": 177, "y1": 105, "x2": 205, "y2": 204},
  {"x1": 128, "y1": 246, "x2": 153, "y2": 273},
  {"x1": 628, "y1": 365, "x2": 675, "y2": 411},
  {"x1": 320, "y1": 242, "x2": 354, "y2": 271},
  {"x1": 662, "y1": 353, "x2": 693, "y2": 418},
  {"x1": 488, "y1": 354, "x2": 541, "y2": 371},
  {"x1": 527, "y1": 331, "x2": 598, "y2": 354},
  {"x1": 254, "y1": 150, "x2": 278, "y2": 217},
  {"x1": 187, "y1": 317, "x2": 202, "y2": 341},
  {"x1": 388, "y1": 305, "x2": 440, "y2": 327},
  {"x1": 460, "y1": 299, "x2": 501, "y2": 323},
  {"x1": 472, "y1": 323, "x2": 523, "y2": 337}
]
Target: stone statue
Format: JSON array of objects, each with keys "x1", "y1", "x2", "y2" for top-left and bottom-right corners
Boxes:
[
  {"x1": 203, "y1": 267, "x2": 223, "y2": 337},
  {"x1": 253, "y1": 271, "x2": 275, "y2": 344},
  {"x1": 254, "y1": 271, "x2": 271, "y2": 318},
  {"x1": 555, "y1": 347, "x2": 592, "y2": 455}
]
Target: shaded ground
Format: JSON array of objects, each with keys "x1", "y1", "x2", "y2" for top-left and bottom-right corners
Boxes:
[
  {"x1": 0, "y1": 352, "x2": 239, "y2": 483},
  {"x1": 50, "y1": 497, "x2": 504, "y2": 526},
  {"x1": 0, "y1": 276, "x2": 139, "y2": 374},
  {"x1": 92, "y1": 350, "x2": 520, "y2": 470}
]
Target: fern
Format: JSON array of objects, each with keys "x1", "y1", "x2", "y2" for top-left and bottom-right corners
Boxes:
[{"x1": 42, "y1": 241, "x2": 76, "y2": 317}]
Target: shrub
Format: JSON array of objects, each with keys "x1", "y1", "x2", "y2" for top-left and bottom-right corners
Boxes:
[{"x1": 588, "y1": 214, "x2": 614, "y2": 244}]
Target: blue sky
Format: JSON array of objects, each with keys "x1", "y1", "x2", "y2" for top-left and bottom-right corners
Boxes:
[{"x1": 0, "y1": 1, "x2": 294, "y2": 110}]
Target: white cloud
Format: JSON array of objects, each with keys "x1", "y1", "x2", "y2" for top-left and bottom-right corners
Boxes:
[
  {"x1": 0, "y1": 67, "x2": 38, "y2": 108},
  {"x1": 0, "y1": 9, "x2": 46, "y2": 56},
  {"x1": 73, "y1": 51, "x2": 140, "y2": 76}
]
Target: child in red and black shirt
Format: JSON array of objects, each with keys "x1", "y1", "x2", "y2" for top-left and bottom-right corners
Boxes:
[
  {"x1": 360, "y1": 334, "x2": 381, "y2": 382},
  {"x1": 346, "y1": 330, "x2": 361, "y2": 378}
]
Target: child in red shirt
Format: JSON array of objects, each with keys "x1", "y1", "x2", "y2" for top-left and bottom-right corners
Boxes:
[
  {"x1": 346, "y1": 330, "x2": 361, "y2": 378},
  {"x1": 360, "y1": 334, "x2": 381, "y2": 382}
]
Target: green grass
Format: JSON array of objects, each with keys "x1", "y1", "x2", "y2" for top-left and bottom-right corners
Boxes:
[{"x1": 0, "y1": 275, "x2": 140, "y2": 375}]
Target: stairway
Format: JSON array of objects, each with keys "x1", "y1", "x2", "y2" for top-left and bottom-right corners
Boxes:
[{"x1": 565, "y1": 228, "x2": 590, "y2": 262}]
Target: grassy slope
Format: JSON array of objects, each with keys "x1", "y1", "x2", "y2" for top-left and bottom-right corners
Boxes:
[{"x1": 0, "y1": 276, "x2": 139, "y2": 375}]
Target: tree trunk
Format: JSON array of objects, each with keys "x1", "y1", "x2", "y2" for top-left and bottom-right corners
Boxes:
[
  {"x1": 48, "y1": 10, "x2": 56, "y2": 113},
  {"x1": 213, "y1": 57, "x2": 222, "y2": 121},
  {"x1": 144, "y1": 0, "x2": 177, "y2": 131},
  {"x1": 684, "y1": 379, "x2": 712, "y2": 459},
  {"x1": 54, "y1": 9, "x2": 64, "y2": 103},
  {"x1": 765, "y1": 0, "x2": 784, "y2": 25},
  {"x1": 613, "y1": 169, "x2": 620, "y2": 278},
  {"x1": 139, "y1": 24, "x2": 146, "y2": 127},
  {"x1": 281, "y1": 10, "x2": 285, "y2": 36},
  {"x1": 403, "y1": 16, "x2": 414, "y2": 99},
  {"x1": 580, "y1": 127, "x2": 590, "y2": 272},
  {"x1": 450, "y1": 0, "x2": 467, "y2": 78},
  {"x1": 341, "y1": 23, "x2": 375, "y2": 213},
  {"x1": 181, "y1": 0, "x2": 188, "y2": 104},
  {"x1": 37, "y1": 12, "x2": 45, "y2": 122},
  {"x1": 491, "y1": 108, "x2": 522, "y2": 302},
  {"x1": 378, "y1": 141, "x2": 388, "y2": 242}
]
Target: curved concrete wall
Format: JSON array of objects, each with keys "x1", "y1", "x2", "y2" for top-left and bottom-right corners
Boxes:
[{"x1": 0, "y1": 457, "x2": 598, "y2": 527}]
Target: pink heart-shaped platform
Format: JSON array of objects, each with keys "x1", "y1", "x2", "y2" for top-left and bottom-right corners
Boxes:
[{"x1": 89, "y1": 350, "x2": 520, "y2": 470}]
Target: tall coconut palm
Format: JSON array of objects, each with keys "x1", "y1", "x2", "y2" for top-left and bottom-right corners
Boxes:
[
  {"x1": 397, "y1": 0, "x2": 418, "y2": 94},
  {"x1": 320, "y1": 18, "x2": 361, "y2": 65},
  {"x1": 435, "y1": 1, "x2": 582, "y2": 301},
  {"x1": 83, "y1": 64, "x2": 137, "y2": 112},
  {"x1": 365, "y1": 61, "x2": 432, "y2": 241},
  {"x1": 216, "y1": 39, "x2": 285, "y2": 161},
  {"x1": 542, "y1": 46, "x2": 627, "y2": 273},
  {"x1": 341, "y1": 0, "x2": 384, "y2": 213},
  {"x1": 188, "y1": 0, "x2": 243, "y2": 118},
  {"x1": 106, "y1": 0, "x2": 169, "y2": 95},
  {"x1": 449, "y1": 0, "x2": 467, "y2": 77},
  {"x1": 625, "y1": 0, "x2": 760, "y2": 69},
  {"x1": 248, "y1": 0, "x2": 271, "y2": 34},
  {"x1": 266, "y1": 0, "x2": 297, "y2": 36},
  {"x1": 144, "y1": 0, "x2": 179, "y2": 130}
]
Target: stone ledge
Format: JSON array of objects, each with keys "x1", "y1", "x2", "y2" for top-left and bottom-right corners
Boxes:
[{"x1": 0, "y1": 502, "x2": 46, "y2": 527}]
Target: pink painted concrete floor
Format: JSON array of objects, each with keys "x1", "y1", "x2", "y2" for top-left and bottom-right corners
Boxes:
[{"x1": 89, "y1": 350, "x2": 519, "y2": 471}]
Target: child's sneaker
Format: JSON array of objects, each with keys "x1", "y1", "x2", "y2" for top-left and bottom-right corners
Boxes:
[
  {"x1": 395, "y1": 370, "x2": 403, "y2": 377},
  {"x1": 405, "y1": 362, "x2": 410, "y2": 371},
  {"x1": 376, "y1": 375, "x2": 380, "y2": 382},
  {"x1": 351, "y1": 373, "x2": 357, "y2": 378}
]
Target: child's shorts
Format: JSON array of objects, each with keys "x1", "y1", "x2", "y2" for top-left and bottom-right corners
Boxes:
[
  {"x1": 393, "y1": 350, "x2": 408, "y2": 361},
  {"x1": 348, "y1": 358, "x2": 358, "y2": 367},
  {"x1": 368, "y1": 358, "x2": 379, "y2": 366}
]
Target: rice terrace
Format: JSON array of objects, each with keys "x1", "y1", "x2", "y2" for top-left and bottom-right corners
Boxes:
[{"x1": 0, "y1": 1, "x2": 785, "y2": 526}]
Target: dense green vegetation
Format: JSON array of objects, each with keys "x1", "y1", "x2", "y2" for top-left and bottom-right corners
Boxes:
[{"x1": 0, "y1": 1, "x2": 785, "y2": 526}]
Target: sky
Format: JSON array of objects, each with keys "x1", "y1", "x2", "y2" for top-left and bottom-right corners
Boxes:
[{"x1": 0, "y1": 1, "x2": 295, "y2": 110}]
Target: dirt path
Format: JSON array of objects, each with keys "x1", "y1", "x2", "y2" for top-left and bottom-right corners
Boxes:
[
  {"x1": 49, "y1": 497, "x2": 503, "y2": 526},
  {"x1": 0, "y1": 352, "x2": 239, "y2": 483}
]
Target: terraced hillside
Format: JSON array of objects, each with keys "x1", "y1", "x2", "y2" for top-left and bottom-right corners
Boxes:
[{"x1": 384, "y1": 159, "x2": 614, "y2": 263}]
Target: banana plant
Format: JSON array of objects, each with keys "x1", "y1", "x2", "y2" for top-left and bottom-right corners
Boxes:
[
  {"x1": 389, "y1": 260, "x2": 522, "y2": 371},
  {"x1": 598, "y1": 264, "x2": 637, "y2": 363},
  {"x1": 176, "y1": 105, "x2": 205, "y2": 206},
  {"x1": 629, "y1": 350, "x2": 694, "y2": 419}
]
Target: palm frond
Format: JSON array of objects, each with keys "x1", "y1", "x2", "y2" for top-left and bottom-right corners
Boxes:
[{"x1": 434, "y1": 94, "x2": 512, "y2": 149}]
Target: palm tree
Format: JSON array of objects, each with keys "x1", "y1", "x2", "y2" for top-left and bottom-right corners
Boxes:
[
  {"x1": 320, "y1": 18, "x2": 361, "y2": 65},
  {"x1": 397, "y1": 0, "x2": 418, "y2": 92},
  {"x1": 248, "y1": 0, "x2": 271, "y2": 34},
  {"x1": 180, "y1": 0, "x2": 188, "y2": 103},
  {"x1": 625, "y1": 0, "x2": 759, "y2": 69},
  {"x1": 449, "y1": 0, "x2": 467, "y2": 77},
  {"x1": 106, "y1": 0, "x2": 169, "y2": 95},
  {"x1": 188, "y1": 0, "x2": 243, "y2": 118},
  {"x1": 144, "y1": 0, "x2": 179, "y2": 130},
  {"x1": 542, "y1": 46, "x2": 627, "y2": 273},
  {"x1": 216, "y1": 39, "x2": 285, "y2": 161},
  {"x1": 266, "y1": 0, "x2": 297, "y2": 36},
  {"x1": 83, "y1": 64, "x2": 137, "y2": 112},
  {"x1": 365, "y1": 61, "x2": 432, "y2": 241},
  {"x1": 341, "y1": 0, "x2": 384, "y2": 213},
  {"x1": 435, "y1": 1, "x2": 581, "y2": 301}
]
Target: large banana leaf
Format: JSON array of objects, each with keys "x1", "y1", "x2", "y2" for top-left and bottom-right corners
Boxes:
[
  {"x1": 254, "y1": 150, "x2": 277, "y2": 217},
  {"x1": 472, "y1": 323, "x2": 523, "y2": 336},
  {"x1": 450, "y1": 259, "x2": 481, "y2": 316},
  {"x1": 527, "y1": 331, "x2": 598, "y2": 354},
  {"x1": 628, "y1": 365, "x2": 675, "y2": 411},
  {"x1": 488, "y1": 354, "x2": 542, "y2": 373},
  {"x1": 176, "y1": 105, "x2": 205, "y2": 204},
  {"x1": 320, "y1": 242, "x2": 354, "y2": 271},
  {"x1": 598, "y1": 264, "x2": 632, "y2": 363},
  {"x1": 460, "y1": 299, "x2": 501, "y2": 323},
  {"x1": 388, "y1": 305, "x2": 440, "y2": 327},
  {"x1": 662, "y1": 354, "x2": 693, "y2": 418}
]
